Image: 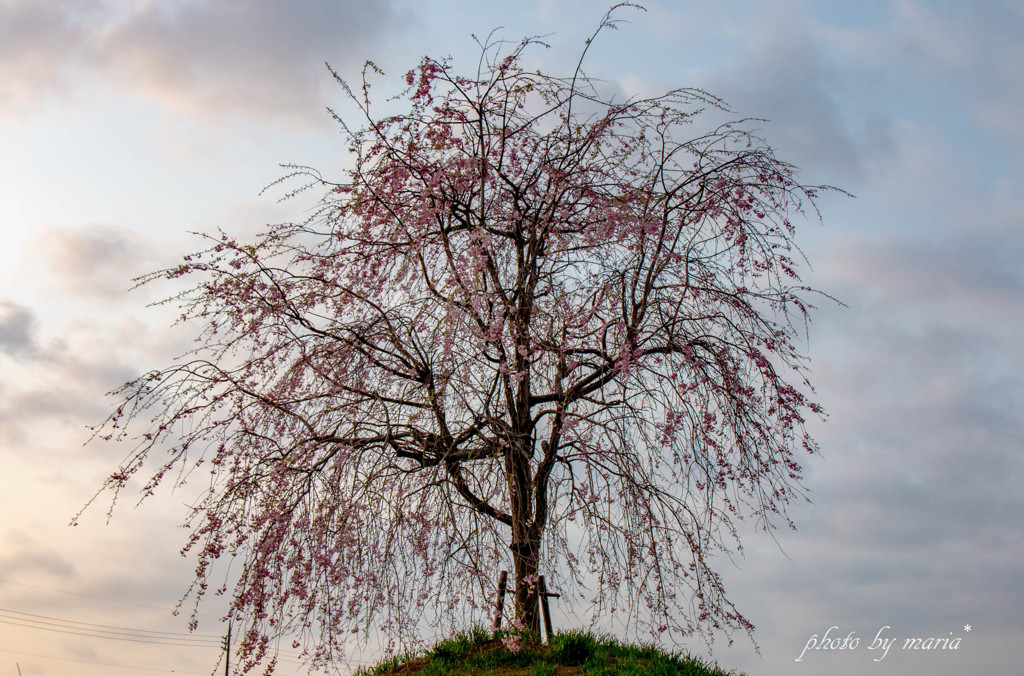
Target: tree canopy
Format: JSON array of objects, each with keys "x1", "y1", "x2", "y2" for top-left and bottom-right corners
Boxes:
[{"x1": 90, "y1": 8, "x2": 832, "y2": 673}]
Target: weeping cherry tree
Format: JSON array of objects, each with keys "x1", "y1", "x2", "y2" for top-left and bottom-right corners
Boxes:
[{"x1": 89, "y1": 7, "x2": 834, "y2": 672}]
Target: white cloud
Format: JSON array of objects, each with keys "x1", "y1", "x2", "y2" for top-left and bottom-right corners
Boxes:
[{"x1": 0, "y1": 0, "x2": 407, "y2": 121}]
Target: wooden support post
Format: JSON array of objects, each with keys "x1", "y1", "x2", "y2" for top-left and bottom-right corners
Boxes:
[
  {"x1": 538, "y1": 575, "x2": 559, "y2": 643},
  {"x1": 492, "y1": 570, "x2": 509, "y2": 635}
]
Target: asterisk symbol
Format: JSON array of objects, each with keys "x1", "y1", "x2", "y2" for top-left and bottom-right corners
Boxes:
[{"x1": 964, "y1": 624, "x2": 971, "y2": 632}]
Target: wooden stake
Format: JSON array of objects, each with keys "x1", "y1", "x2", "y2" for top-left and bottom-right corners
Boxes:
[
  {"x1": 538, "y1": 575, "x2": 559, "y2": 643},
  {"x1": 492, "y1": 570, "x2": 509, "y2": 634}
]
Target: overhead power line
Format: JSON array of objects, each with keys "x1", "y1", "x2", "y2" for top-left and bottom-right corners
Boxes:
[
  {"x1": 0, "y1": 606, "x2": 308, "y2": 664},
  {"x1": 0, "y1": 606, "x2": 222, "y2": 639},
  {"x1": 0, "y1": 615, "x2": 221, "y2": 648}
]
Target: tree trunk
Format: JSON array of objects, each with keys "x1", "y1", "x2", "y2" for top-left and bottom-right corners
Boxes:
[
  {"x1": 511, "y1": 537, "x2": 540, "y2": 634},
  {"x1": 506, "y1": 424, "x2": 541, "y2": 635}
]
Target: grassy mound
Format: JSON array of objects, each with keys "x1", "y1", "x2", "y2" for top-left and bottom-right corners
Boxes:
[{"x1": 357, "y1": 627, "x2": 746, "y2": 675}]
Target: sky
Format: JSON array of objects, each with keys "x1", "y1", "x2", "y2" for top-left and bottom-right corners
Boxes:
[{"x1": 1, "y1": 0, "x2": 1022, "y2": 674}]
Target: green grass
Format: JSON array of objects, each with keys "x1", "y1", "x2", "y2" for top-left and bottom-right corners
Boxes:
[{"x1": 355, "y1": 627, "x2": 746, "y2": 676}]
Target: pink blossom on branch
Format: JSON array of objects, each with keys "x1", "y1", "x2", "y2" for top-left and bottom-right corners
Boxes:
[{"x1": 88, "y1": 5, "x2": 838, "y2": 673}]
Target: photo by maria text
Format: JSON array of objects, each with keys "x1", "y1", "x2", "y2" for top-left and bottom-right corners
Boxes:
[{"x1": 795, "y1": 624, "x2": 970, "y2": 662}]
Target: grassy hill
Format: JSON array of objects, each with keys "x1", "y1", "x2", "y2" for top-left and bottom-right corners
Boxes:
[{"x1": 356, "y1": 627, "x2": 747, "y2": 676}]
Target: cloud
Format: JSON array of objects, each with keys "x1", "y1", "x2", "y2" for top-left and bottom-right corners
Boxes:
[
  {"x1": 697, "y1": 52, "x2": 1024, "y2": 668},
  {"x1": 0, "y1": 223, "x2": 196, "y2": 448},
  {"x1": 716, "y1": 303, "x2": 1024, "y2": 674},
  {"x1": 0, "y1": 541, "x2": 77, "y2": 581},
  {"x1": 0, "y1": 299, "x2": 40, "y2": 358},
  {"x1": 0, "y1": 0, "x2": 407, "y2": 121},
  {"x1": 820, "y1": 231, "x2": 1024, "y2": 323},
  {"x1": 706, "y1": 28, "x2": 896, "y2": 185},
  {"x1": 942, "y1": 2, "x2": 1024, "y2": 140},
  {"x1": 0, "y1": 298, "x2": 190, "y2": 449},
  {"x1": 32, "y1": 224, "x2": 161, "y2": 299},
  {"x1": 0, "y1": 0, "x2": 104, "y2": 114},
  {"x1": 823, "y1": 1, "x2": 1024, "y2": 146},
  {"x1": 721, "y1": 211, "x2": 1024, "y2": 672},
  {"x1": 642, "y1": 1, "x2": 1023, "y2": 194}
]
